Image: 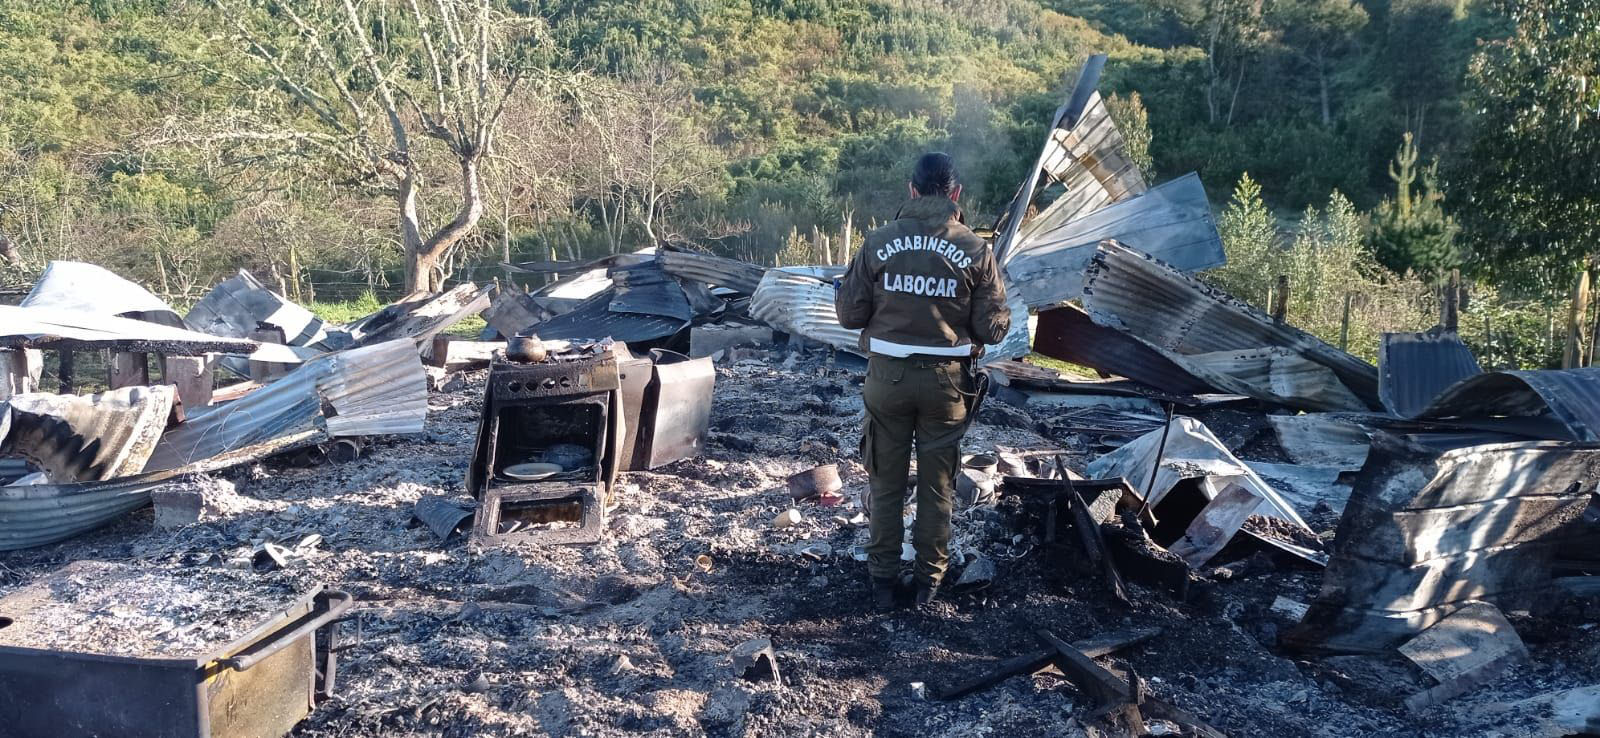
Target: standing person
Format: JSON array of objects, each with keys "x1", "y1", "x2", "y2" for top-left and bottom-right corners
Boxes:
[{"x1": 835, "y1": 152, "x2": 1011, "y2": 611}]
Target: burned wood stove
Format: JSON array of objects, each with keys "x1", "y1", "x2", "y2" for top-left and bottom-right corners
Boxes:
[{"x1": 467, "y1": 340, "x2": 625, "y2": 545}]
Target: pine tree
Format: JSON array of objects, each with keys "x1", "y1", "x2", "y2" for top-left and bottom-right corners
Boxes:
[{"x1": 1371, "y1": 132, "x2": 1460, "y2": 283}]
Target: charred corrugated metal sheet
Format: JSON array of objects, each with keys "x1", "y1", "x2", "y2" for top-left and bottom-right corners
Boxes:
[
  {"x1": 608, "y1": 261, "x2": 694, "y2": 322},
  {"x1": 994, "y1": 54, "x2": 1147, "y2": 264},
  {"x1": 751, "y1": 270, "x2": 861, "y2": 354},
  {"x1": 0, "y1": 428, "x2": 319, "y2": 551},
  {"x1": 1285, "y1": 433, "x2": 1600, "y2": 653},
  {"x1": 0, "y1": 385, "x2": 174, "y2": 482},
  {"x1": 320, "y1": 341, "x2": 430, "y2": 437},
  {"x1": 1003, "y1": 175, "x2": 1223, "y2": 308},
  {"x1": 0, "y1": 305, "x2": 260, "y2": 356},
  {"x1": 145, "y1": 340, "x2": 426, "y2": 472},
  {"x1": 1379, "y1": 328, "x2": 1483, "y2": 418},
  {"x1": 1033, "y1": 303, "x2": 1213, "y2": 395},
  {"x1": 1268, "y1": 414, "x2": 1372, "y2": 469},
  {"x1": 1005, "y1": 90, "x2": 1149, "y2": 254},
  {"x1": 22, "y1": 261, "x2": 183, "y2": 327},
  {"x1": 1415, "y1": 368, "x2": 1600, "y2": 442},
  {"x1": 1082, "y1": 240, "x2": 1381, "y2": 409},
  {"x1": 531, "y1": 289, "x2": 688, "y2": 344},
  {"x1": 657, "y1": 248, "x2": 768, "y2": 295},
  {"x1": 186, "y1": 270, "x2": 338, "y2": 349},
  {"x1": 1179, "y1": 348, "x2": 1367, "y2": 411},
  {"x1": 481, "y1": 286, "x2": 548, "y2": 338},
  {"x1": 346, "y1": 283, "x2": 492, "y2": 348}
]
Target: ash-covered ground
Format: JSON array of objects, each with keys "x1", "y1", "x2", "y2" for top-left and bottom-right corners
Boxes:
[{"x1": 3, "y1": 349, "x2": 1597, "y2": 737}]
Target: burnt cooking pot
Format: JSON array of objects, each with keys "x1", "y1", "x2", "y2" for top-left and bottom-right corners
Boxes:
[{"x1": 507, "y1": 334, "x2": 547, "y2": 363}]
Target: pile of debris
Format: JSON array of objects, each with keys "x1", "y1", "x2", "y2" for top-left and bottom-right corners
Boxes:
[{"x1": 1, "y1": 53, "x2": 1597, "y2": 737}]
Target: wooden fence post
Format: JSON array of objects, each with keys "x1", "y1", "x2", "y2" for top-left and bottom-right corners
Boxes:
[
  {"x1": 1270, "y1": 275, "x2": 1289, "y2": 324},
  {"x1": 1442, "y1": 269, "x2": 1461, "y2": 332},
  {"x1": 57, "y1": 350, "x2": 74, "y2": 394},
  {"x1": 840, "y1": 211, "x2": 853, "y2": 263},
  {"x1": 1, "y1": 349, "x2": 41, "y2": 400},
  {"x1": 1339, "y1": 293, "x2": 1354, "y2": 351},
  {"x1": 1564, "y1": 270, "x2": 1590, "y2": 369}
]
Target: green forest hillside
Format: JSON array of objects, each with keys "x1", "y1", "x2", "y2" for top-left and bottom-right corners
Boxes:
[{"x1": 1, "y1": 0, "x2": 1596, "y2": 366}]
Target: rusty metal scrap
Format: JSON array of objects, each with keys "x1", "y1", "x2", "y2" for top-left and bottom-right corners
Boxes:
[
  {"x1": 1082, "y1": 240, "x2": 1381, "y2": 410},
  {"x1": 1285, "y1": 432, "x2": 1600, "y2": 653}
]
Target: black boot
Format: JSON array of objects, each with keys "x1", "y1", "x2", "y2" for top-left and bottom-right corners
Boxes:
[
  {"x1": 914, "y1": 582, "x2": 940, "y2": 608},
  {"x1": 871, "y1": 576, "x2": 898, "y2": 612}
]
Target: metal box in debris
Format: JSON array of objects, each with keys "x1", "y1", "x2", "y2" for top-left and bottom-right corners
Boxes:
[{"x1": 0, "y1": 561, "x2": 352, "y2": 738}]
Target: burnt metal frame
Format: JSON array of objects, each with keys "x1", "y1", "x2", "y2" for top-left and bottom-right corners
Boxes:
[{"x1": 0, "y1": 586, "x2": 351, "y2": 738}]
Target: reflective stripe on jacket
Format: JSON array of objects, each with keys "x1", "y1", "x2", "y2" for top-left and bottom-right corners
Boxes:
[{"x1": 834, "y1": 196, "x2": 1010, "y2": 358}]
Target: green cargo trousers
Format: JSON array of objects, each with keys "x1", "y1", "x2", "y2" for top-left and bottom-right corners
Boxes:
[{"x1": 861, "y1": 355, "x2": 974, "y2": 587}]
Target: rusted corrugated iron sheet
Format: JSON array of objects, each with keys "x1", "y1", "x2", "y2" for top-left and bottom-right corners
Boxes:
[
  {"x1": 657, "y1": 248, "x2": 768, "y2": 295},
  {"x1": 1004, "y1": 175, "x2": 1224, "y2": 308},
  {"x1": 145, "y1": 340, "x2": 426, "y2": 472},
  {"x1": 22, "y1": 261, "x2": 183, "y2": 327},
  {"x1": 1414, "y1": 368, "x2": 1600, "y2": 442},
  {"x1": 1033, "y1": 303, "x2": 1213, "y2": 395},
  {"x1": 1379, "y1": 328, "x2": 1483, "y2": 418},
  {"x1": 1285, "y1": 433, "x2": 1600, "y2": 653},
  {"x1": 1, "y1": 385, "x2": 175, "y2": 482},
  {"x1": 1082, "y1": 240, "x2": 1381, "y2": 409}
]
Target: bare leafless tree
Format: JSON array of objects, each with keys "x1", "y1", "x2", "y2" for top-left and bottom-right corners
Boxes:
[{"x1": 157, "y1": 0, "x2": 569, "y2": 294}]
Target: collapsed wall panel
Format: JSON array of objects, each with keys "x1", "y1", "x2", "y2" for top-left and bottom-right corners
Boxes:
[
  {"x1": 1285, "y1": 433, "x2": 1600, "y2": 653},
  {"x1": 0, "y1": 385, "x2": 175, "y2": 482},
  {"x1": 1081, "y1": 240, "x2": 1381, "y2": 409}
]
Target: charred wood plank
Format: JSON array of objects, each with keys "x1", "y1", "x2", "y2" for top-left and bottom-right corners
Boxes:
[{"x1": 937, "y1": 627, "x2": 1162, "y2": 701}]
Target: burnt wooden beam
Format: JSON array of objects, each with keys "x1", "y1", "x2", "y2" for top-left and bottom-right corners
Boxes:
[
  {"x1": 937, "y1": 627, "x2": 1162, "y2": 701},
  {"x1": 1058, "y1": 456, "x2": 1130, "y2": 605},
  {"x1": 1036, "y1": 626, "x2": 1229, "y2": 738}
]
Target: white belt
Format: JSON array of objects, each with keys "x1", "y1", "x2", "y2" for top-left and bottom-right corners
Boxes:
[{"x1": 868, "y1": 336, "x2": 971, "y2": 358}]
